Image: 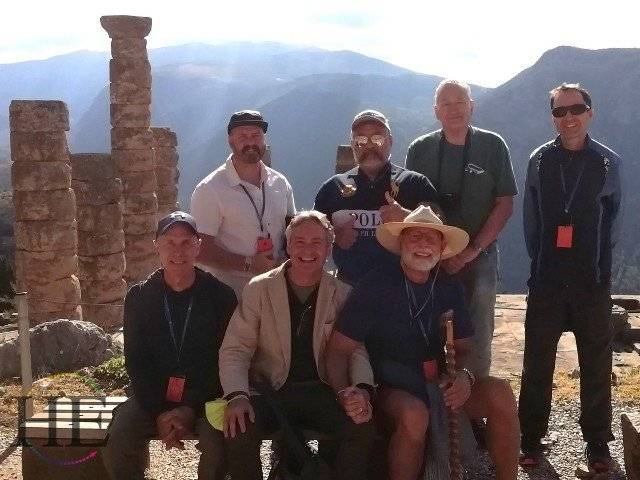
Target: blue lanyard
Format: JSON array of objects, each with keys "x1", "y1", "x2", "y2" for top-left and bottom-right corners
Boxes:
[
  {"x1": 559, "y1": 160, "x2": 586, "y2": 215},
  {"x1": 240, "y1": 183, "x2": 266, "y2": 232},
  {"x1": 163, "y1": 293, "x2": 193, "y2": 365},
  {"x1": 404, "y1": 267, "x2": 439, "y2": 349}
]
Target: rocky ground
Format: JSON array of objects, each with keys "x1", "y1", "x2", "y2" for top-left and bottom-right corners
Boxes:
[{"x1": 0, "y1": 295, "x2": 638, "y2": 479}]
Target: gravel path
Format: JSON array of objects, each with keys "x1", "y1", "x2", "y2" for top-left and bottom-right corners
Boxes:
[{"x1": 0, "y1": 399, "x2": 632, "y2": 479}]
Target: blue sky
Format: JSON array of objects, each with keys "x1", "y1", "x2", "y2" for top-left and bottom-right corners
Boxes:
[{"x1": 1, "y1": 0, "x2": 638, "y2": 86}]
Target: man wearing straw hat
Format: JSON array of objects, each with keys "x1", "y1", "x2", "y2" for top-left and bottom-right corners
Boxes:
[{"x1": 326, "y1": 205, "x2": 519, "y2": 480}]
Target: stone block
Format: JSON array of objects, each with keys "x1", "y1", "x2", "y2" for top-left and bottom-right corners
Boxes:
[
  {"x1": 111, "y1": 127, "x2": 154, "y2": 150},
  {"x1": 156, "y1": 186, "x2": 178, "y2": 205},
  {"x1": 123, "y1": 192, "x2": 158, "y2": 215},
  {"x1": 101, "y1": 15, "x2": 152, "y2": 39},
  {"x1": 26, "y1": 275, "x2": 81, "y2": 313},
  {"x1": 124, "y1": 232, "x2": 156, "y2": 258},
  {"x1": 72, "y1": 178, "x2": 123, "y2": 206},
  {"x1": 155, "y1": 165, "x2": 179, "y2": 186},
  {"x1": 10, "y1": 131, "x2": 69, "y2": 163},
  {"x1": 13, "y1": 188, "x2": 75, "y2": 222},
  {"x1": 125, "y1": 253, "x2": 159, "y2": 282},
  {"x1": 113, "y1": 148, "x2": 155, "y2": 172},
  {"x1": 110, "y1": 81, "x2": 152, "y2": 105},
  {"x1": 81, "y1": 278, "x2": 127, "y2": 303},
  {"x1": 11, "y1": 162, "x2": 71, "y2": 192},
  {"x1": 78, "y1": 252, "x2": 126, "y2": 284},
  {"x1": 77, "y1": 230, "x2": 125, "y2": 257},
  {"x1": 622, "y1": 412, "x2": 640, "y2": 480},
  {"x1": 158, "y1": 204, "x2": 180, "y2": 218},
  {"x1": 14, "y1": 220, "x2": 77, "y2": 252},
  {"x1": 151, "y1": 128, "x2": 177, "y2": 147},
  {"x1": 70, "y1": 154, "x2": 115, "y2": 181},
  {"x1": 154, "y1": 148, "x2": 179, "y2": 167},
  {"x1": 77, "y1": 203, "x2": 124, "y2": 233},
  {"x1": 28, "y1": 307, "x2": 82, "y2": 325},
  {"x1": 15, "y1": 249, "x2": 77, "y2": 285},
  {"x1": 9, "y1": 100, "x2": 69, "y2": 132},
  {"x1": 123, "y1": 213, "x2": 157, "y2": 235},
  {"x1": 109, "y1": 58, "x2": 151, "y2": 89},
  {"x1": 82, "y1": 303, "x2": 124, "y2": 330},
  {"x1": 336, "y1": 145, "x2": 356, "y2": 174},
  {"x1": 110, "y1": 38, "x2": 148, "y2": 60},
  {"x1": 110, "y1": 103, "x2": 151, "y2": 128},
  {"x1": 120, "y1": 171, "x2": 157, "y2": 194}
]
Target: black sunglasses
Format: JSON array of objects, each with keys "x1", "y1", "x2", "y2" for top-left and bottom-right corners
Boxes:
[{"x1": 551, "y1": 103, "x2": 590, "y2": 118}]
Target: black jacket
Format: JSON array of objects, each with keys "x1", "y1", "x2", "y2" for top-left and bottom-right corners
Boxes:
[{"x1": 123, "y1": 267, "x2": 237, "y2": 416}]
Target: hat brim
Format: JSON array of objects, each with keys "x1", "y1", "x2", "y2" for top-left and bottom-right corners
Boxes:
[
  {"x1": 227, "y1": 120, "x2": 268, "y2": 134},
  {"x1": 376, "y1": 221, "x2": 469, "y2": 259}
]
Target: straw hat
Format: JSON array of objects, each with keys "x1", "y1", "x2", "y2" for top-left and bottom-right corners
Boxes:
[{"x1": 376, "y1": 205, "x2": 469, "y2": 259}]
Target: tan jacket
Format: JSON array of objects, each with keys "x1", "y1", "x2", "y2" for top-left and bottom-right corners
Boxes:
[{"x1": 219, "y1": 261, "x2": 374, "y2": 395}]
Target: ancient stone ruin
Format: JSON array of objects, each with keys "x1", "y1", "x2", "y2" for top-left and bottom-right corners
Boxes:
[
  {"x1": 336, "y1": 145, "x2": 356, "y2": 173},
  {"x1": 10, "y1": 101, "x2": 82, "y2": 324},
  {"x1": 71, "y1": 154, "x2": 126, "y2": 329},
  {"x1": 9, "y1": 16, "x2": 180, "y2": 328}
]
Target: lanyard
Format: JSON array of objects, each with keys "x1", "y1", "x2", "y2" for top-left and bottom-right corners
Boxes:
[
  {"x1": 240, "y1": 183, "x2": 266, "y2": 232},
  {"x1": 436, "y1": 128, "x2": 472, "y2": 193},
  {"x1": 404, "y1": 267, "x2": 439, "y2": 349},
  {"x1": 163, "y1": 293, "x2": 193, "y2": 365},
  {"x1": 559, "y1": 160, "x2": 586, "y2": 215}
]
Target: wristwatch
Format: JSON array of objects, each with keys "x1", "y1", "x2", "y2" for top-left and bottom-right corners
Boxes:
[{"x1": 460, "y1": 368, "x2": 476, "y2": 387}]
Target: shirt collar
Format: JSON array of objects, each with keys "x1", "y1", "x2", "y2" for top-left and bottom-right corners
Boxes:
[
  {"x1": 225, "y1": 155, "x2": 268, "y2": 187},
  {"x1": 553, "y1": 134, "x2": 592, "y2": 151}
]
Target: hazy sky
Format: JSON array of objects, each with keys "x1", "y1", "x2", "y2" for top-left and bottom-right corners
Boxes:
[{"x1": 1, "y1": 0, "x2": 638, "y2": 86}]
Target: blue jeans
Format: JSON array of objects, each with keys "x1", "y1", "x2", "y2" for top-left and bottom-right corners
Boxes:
[{"x1": 456, "y1": 242, "x2": 498, "y2": 378}]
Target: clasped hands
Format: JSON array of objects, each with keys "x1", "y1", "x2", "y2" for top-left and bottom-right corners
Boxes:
[{"x1": 156, "y1": 405, "x2": 196, "y2": 450}]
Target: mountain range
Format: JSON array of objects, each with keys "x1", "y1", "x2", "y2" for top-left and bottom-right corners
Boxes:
[{"x1": 0, "y1": 42, "x2": 638, "y2": 293}]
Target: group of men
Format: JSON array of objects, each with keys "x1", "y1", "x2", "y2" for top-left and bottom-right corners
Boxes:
[{"x1": 103, "y1": 79, "x2": 623, "y2": 480}]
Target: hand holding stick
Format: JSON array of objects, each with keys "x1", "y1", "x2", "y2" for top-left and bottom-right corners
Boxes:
[{"x1": 442, "y1": 309, "x2": 462, "y2": 480}]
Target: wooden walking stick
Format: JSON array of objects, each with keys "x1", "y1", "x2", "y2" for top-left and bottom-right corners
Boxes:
[{"x1": 442, "y1": 309, "x2": 462, "y2": 480}]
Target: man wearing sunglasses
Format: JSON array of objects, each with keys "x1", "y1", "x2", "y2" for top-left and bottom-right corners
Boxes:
[
  {"x1": 519, "y1": 83, "x2": 623, "y2": 472},
  {"x1": 314, "y1": 110, "x2": 438, "y2": 285},
  {"x1": 220, "y1": 210, "x2": 376, "y2": 480}
]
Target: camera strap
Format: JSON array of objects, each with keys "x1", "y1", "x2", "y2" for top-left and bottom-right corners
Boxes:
[{"x1": 436, "y1": 128, "x2": 472, "y2": 195}]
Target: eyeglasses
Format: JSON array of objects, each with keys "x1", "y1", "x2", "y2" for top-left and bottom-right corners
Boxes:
[
  {"x1": 551, "y1": 103, "x2": 590, "y2": 118},
  {"x1": 353, "y1": 134, "x2": 386, "y2": 148}
]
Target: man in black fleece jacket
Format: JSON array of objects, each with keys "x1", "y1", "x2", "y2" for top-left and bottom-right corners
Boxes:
[{"x1": 103, "y1": 212, "x2": 237, "y2": 480}]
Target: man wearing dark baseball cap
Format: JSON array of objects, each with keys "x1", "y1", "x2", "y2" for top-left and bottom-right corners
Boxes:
[
  {"x1": 104, "y1": 211, "x2": 237, "y2": 480},
  {"x1": 314, "y1": 109, "x2": 438, "y2": 285},
  {"x1": 191, "y1": 110, "x2": 296, "y2": 299}
]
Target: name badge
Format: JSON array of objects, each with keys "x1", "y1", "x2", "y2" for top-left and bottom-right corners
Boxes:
[
  {"x1": 166, "y1": 376, "x2": 186, "y2": 403},
  {"x1": 556, "y1": 225, "x2": 573, "y2": 249},
  {"x1": 422, "y1": 359, "x2": 438, "y2": 383}
]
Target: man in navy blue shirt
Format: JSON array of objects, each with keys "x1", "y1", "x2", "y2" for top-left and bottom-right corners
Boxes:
[
  {"x1": 314, "y1": 110, "x2": 438, "y2": 285},
  {"x1": 326, "y1": 206, "x2": 520, "y2": 480}
]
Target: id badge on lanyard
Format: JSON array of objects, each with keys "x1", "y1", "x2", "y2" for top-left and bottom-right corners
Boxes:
[
  {"x1": 163, "y1": 293, "x2": 193, "y2": 403},
  {"x1": 557, "y1": 161, "x2": 585, "y2": 250}
]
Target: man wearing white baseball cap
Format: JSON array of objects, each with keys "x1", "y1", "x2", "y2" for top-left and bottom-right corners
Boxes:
[{"x1": 326, "y1": 205, "x2": 519, "y2": 480}]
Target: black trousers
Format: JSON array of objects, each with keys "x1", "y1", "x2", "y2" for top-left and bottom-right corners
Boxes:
[
  {"x1": 226, "y1": 381, "x2": 376, "y2": 480},
  {"x1": 518, "y1": 282, "x2": 614, "y2": 444}
]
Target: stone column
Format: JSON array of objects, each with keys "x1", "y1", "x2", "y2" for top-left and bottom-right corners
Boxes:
[
  {"x1": 151, "y1": 128, "x2": 179, "y2": 218},
  {"x1": 336, "y1": 145, "x2": 355, "y2": 173},
  {"x1": 71, "y1": 154, "x2": 126, "y2": 329},
  {"x1": 101, "y1": 15, "x2": 159, "y2": 283},
  {"x1": 10, "y1": 100, "x2": 81, "y2": 324}
]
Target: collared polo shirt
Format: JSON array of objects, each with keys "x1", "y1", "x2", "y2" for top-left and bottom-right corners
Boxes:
[
  {"x1": 314, "y1": 162, "x2": 437, "y2": 285},
  {"x1": 190, "y1": 156, "x2": 296, "y2": 294}
]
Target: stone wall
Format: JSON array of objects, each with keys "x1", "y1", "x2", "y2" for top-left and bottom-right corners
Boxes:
[
  {"x1": 152, "y1": 128, "x2": 179, "y2": 218},
  {"x1": 10, "y1": 101, "x2": 81, "y2": 324},
  {"x1": 101, "y1": 15, "x2": 159, "y2": 284},
  {"x1": 71, "y1": 154, "x2": 126, "y2": 329}
]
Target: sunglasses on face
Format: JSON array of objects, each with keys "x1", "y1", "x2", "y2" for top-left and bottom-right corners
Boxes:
[
  {"x1": 353, "y1": 134, "x2": 386, "y2": 148},
  {"x1": 551, "y1": 103, "x2": 590, "y2": 118}
]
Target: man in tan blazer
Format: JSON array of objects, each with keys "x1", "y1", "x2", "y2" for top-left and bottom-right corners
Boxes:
[{"x1": 220, "y1": 210, "x2": 376, "y2": 480}]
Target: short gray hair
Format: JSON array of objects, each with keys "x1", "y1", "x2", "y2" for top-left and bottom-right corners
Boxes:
[
  {"x1": 434, "y1": 79, "x2": 472, "y2": 104},
  {"x1": 285, "y1": 210, "x2": 335, "y2": 245}
]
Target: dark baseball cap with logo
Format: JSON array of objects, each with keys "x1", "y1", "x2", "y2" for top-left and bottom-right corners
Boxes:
[
  {"x1": 156, "y1": 211, "x2": 199, "y2": 238},
  {"x1": 227, "y1": 110, "x2": 269, "y2": 134}
]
